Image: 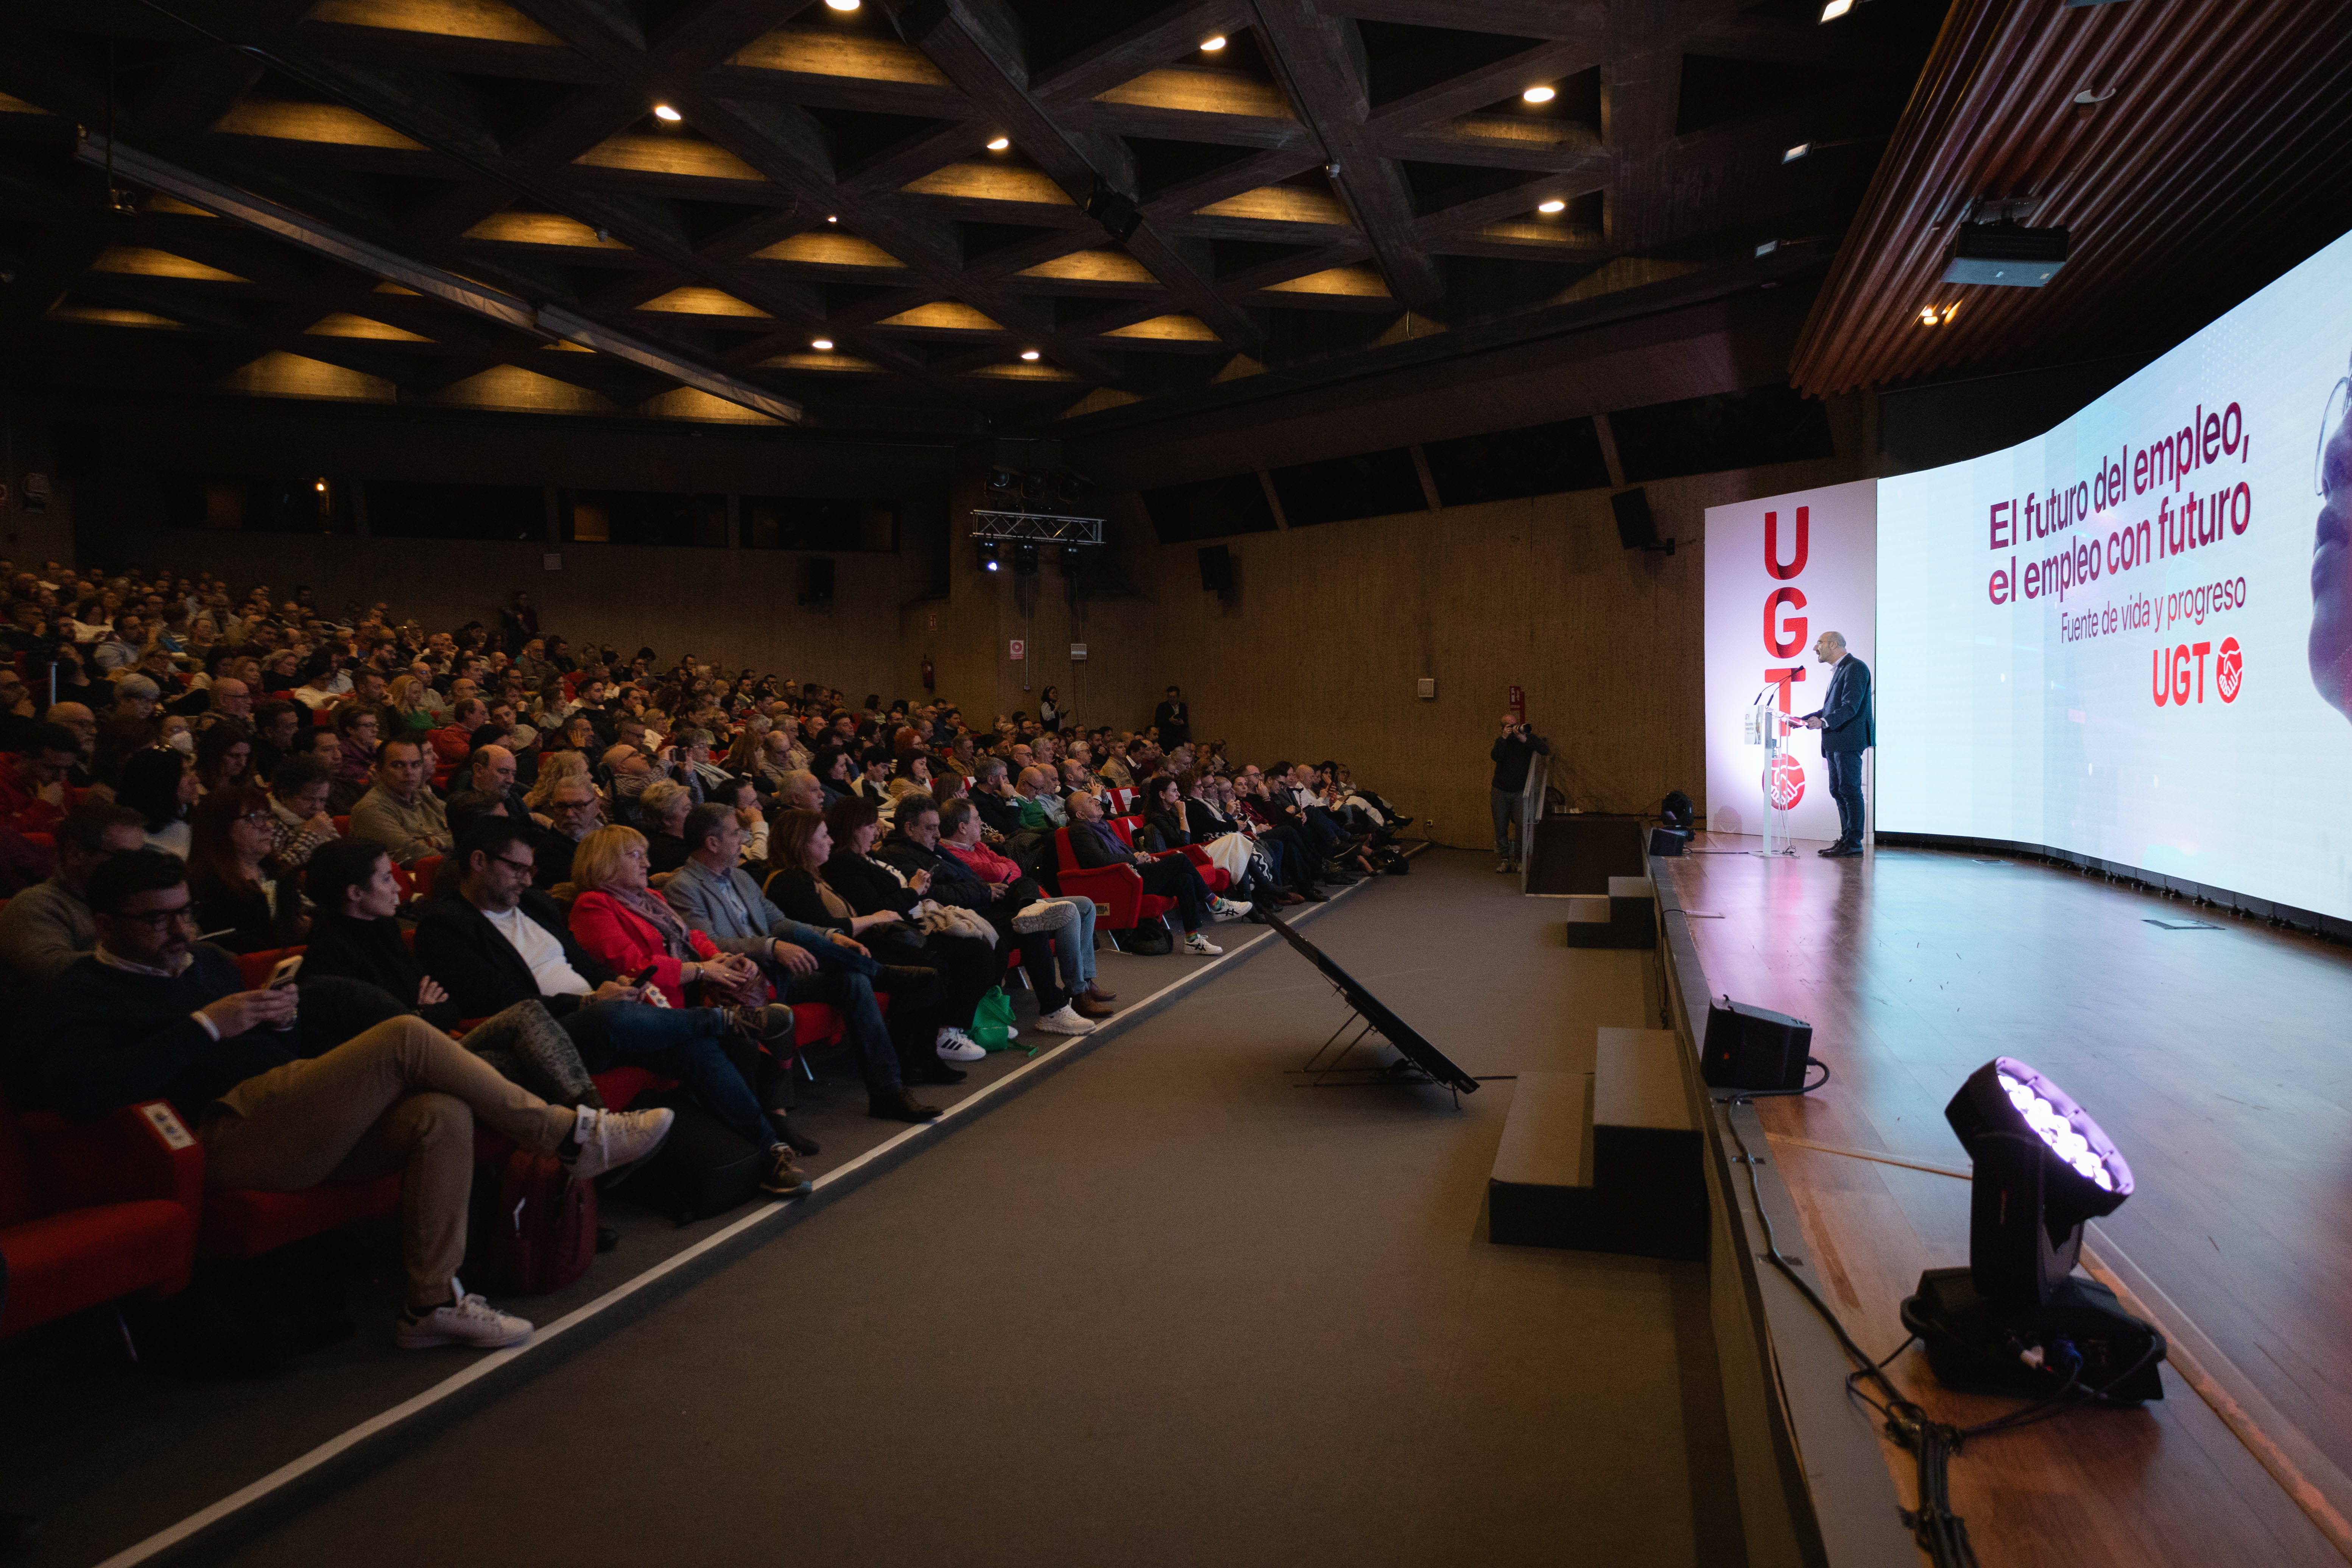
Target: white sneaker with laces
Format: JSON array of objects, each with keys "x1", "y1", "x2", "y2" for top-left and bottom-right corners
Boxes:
[
  {"x1": 396, "y1": 1288, "x2": 534, "y2": 1351},
  {"x1": 1183, "y1": 933, "x2": 1223, "y2": 956},
  {"x1": 936, "y1": 1026, "x2": 988, "y2": 1062},
  {"x1": 1034, "y1": 1004, "x2": 1097, "y2": 1035},
  {"x1": 565, "y1": 1105, "x2": 675, "y2": 1179},
  {"x1": 1012, "y1": 898, "x2": 1075, "y2": 934},
  {"x1": 1209, "y1": 898, "x2": 1248, "y2": 922}
]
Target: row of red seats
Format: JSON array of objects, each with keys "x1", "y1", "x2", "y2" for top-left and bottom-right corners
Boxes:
[{"x1": 1052, "y1": 816, "x2": 1231, "y2": 939}]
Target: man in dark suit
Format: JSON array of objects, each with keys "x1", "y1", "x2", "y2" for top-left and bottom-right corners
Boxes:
[
  {"x1": 1152, "y1": 686, "x2": 1190, "y2": 749},
  {"x1": 1797, "y1": 630, "x2": 1873, "y2": 858}
]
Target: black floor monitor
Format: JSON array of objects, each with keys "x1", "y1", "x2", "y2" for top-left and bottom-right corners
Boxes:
[{"x1": 1266, "y1": 912, "x2": 1479, "y2": 1100}]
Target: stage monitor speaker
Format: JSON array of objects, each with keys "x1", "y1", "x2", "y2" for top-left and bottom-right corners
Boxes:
[
  {"x1": 1701, "y1": 997, "x2": 1813, "y2": 1091},
  {"x1": 799, "y1": 557, "x2": 835, "y2": 606},
  {"x1": 1611, "y1": 487, "x2": 1659, "y2": 550},
  {"x1": 1648, "y1": 827, "x2": 1690, "y2": 857},
  {"x1": 1198, "y1": 543, "x2": 1234, "y2": 595}
]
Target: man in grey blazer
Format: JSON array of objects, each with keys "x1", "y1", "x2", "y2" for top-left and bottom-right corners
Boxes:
[{"x1": 664, "y1": 803, "x2": 943, "y2": 1123}]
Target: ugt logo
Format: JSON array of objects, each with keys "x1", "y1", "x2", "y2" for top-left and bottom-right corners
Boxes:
[
  {"x1": 1765, "y1": 753, "x2": 1805, "y2": 811},
  {"x1": 2216, "y1": 637, "x2": 2242, "y2": 703}
]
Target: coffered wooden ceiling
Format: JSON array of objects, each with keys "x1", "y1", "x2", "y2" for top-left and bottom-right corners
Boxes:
[{"x1": 0, "y1": 0, "x2": 1940, "y2": 437}]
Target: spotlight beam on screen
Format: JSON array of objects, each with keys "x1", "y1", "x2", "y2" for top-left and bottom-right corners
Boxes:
[{"x1": 74, "y1": 132, "x2": 803, "y2": 426}]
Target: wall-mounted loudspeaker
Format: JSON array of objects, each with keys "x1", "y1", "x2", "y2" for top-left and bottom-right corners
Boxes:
[
  {"x1": 799, "y1": 557, "x2": 835, "y2": 606},
  {"x1": 1198, "y1": 544, "x2": 1234, "y2": 596},
  {"x1": 1611, "y1": 488, "x2": 1673, "y2": 554}
]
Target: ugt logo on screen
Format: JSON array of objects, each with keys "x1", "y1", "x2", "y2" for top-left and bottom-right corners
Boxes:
[
  {"x1": 1765, "y1": 754, "x2": 1805, "y2": 810},
  {"x1": 2216, "y1": 637, "x2": 2242, "y2": 703},
  {"x1": 2152, "y1": 639, "x2": 2241, "y2": 706}
]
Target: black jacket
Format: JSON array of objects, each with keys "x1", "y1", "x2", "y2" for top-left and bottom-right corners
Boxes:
[
  {"x1": 821, "y1": 850, "x2": 921, "y2": 918},
  {"x1": 1489, "y1": 730, "x2": 1550, "y2": 792},
  {"x1": 303, "y1": 911, "x2": 462, "y2": 1032},
  {"x1": 971, "y1": 788, "x2": 1026, "y2": 837},
  {"x1": 1805, "y1": 655, "x2": 1874, "y2": 754},
  {"x1": 872, "y1": 834, "x2": 990, "y2": 911},
  {"x1": 413, "y1": 890, "x2": 614, "y2": 1021},
  {"x1": 1153, "y1": 701, "x2": 1189, "y2": 746},
  {"x1": 15, "y1": 946, "x2": 297, "y2": 1122}
]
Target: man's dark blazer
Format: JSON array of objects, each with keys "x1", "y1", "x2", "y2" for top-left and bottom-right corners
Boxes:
[
  {"x1": 413, "y1": 889, "x2": 614, "y2": 1021},
  {"x1": 1807, "y1": 655, "x2": 1874, "y2": 754}
]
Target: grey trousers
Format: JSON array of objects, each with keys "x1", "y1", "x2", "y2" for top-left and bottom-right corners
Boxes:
[{"x1": 1491, "y1": 787, "x2": 1520, "y2": 859}]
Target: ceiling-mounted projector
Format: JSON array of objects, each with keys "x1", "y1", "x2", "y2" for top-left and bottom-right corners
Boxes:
[{"x1": 1942, "y1": 221, "x2": 2069, "y2": 287}]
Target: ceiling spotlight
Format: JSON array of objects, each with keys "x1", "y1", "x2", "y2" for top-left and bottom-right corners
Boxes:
[
  {"x1": 1200, "y1": 35, "x2": 1227, "y2": 51},
  {"x1": 826, "y1": 214, "x2": 838, "y2": 224},
  {"x1": 825, "y1": 0, "x2": 860, "y2": 10},
  {"x1": 986, "y1": 469, "x2": 1017, "y2": 493},
  {"x1": 986, "y1": 136, "x2": 1011, "y2": 151},
  {"x1": 1537, "y1": 199, "x2": 1566, "y2": 214},
  {"x1": 1020, "y1": 349, "x2": 1041, "y2": 361},
  {"x1": 652, "y1": 104, "x2": 682, "y2": 122},
  {"x1": 314, "y1": 480, "x2": 328, "y2": 493},
  {"x1": 1522, "y1": 86, "x2": 1556, "y2": 104},
  {"x1": 978, "y1": 539, "x2": 1001, "y2": 572},
  {"x1": 1819, "y1": 0, "x2": 1852, "y2": 17},
  {"x1": 1783, "y1": 142, "x2": 1812, "y2": 163},
  {"x1": 811, "y1": 338, "x2": 835, "y2": 350},
  {"x1": 1919, "y1": 307, "x2": 1940, "y2": 325}
]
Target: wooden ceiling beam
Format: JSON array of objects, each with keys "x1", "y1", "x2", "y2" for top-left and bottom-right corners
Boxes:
[
  {"x1": 1029, "y1": 0, "x2": 1253, "y2": 104},
  {"x1": 1364, "y1": 37, "x2": 1602, "y2": 138},
  {"x1": 1310, "y1": 0, "x2": 1606, "y2": 44}
]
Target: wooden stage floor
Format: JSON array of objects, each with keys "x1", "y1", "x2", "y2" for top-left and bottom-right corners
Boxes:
[{"x1": 1664, "y1": 835, "x2": 2352, "y2": 1568}]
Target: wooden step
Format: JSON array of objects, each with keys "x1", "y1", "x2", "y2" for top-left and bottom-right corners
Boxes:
[
  {"x1": 1590, "y1": 1027, "x2": 1705, "y2": 1260},
  {"x1": 1487, "y1": 1071, "x2": 1597, "y2": 1248},
  {"x1": 1564, "y1": 875, "x2": 1657, "y2": 950}
]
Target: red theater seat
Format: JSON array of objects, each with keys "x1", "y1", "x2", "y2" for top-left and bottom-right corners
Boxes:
[
  {"x1": 1055, "y1": 828, "x2": 1175, "y2": 934},
  {"x1": 1, "y1": 1095, "x2": 203, "y2": 1338},
  {"x1": 200, "y1": 1176, "x2": 403, "y2": 1261}
]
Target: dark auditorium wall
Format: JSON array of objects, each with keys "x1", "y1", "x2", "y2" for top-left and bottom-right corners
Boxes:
[{"x1": 1126, "y1": 425, "x2": 1870, "y2": 852}]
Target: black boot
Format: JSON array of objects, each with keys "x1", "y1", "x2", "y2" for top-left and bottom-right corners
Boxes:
[{"x1": 868, "y1": 1086, "x2": 942, "y2": 1123}]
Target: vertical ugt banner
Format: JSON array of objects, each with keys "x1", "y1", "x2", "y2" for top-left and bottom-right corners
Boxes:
[{"x1": 1703, "y1": 479, "x2": 1877, "y2": 841}]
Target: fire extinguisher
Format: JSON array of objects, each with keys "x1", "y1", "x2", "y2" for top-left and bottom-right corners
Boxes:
[{"x1": 921, "y1": 655, "x2": 935, "y2": 692}]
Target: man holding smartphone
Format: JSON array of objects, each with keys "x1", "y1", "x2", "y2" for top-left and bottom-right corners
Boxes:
[{"x1": 1489, "y1": 714, "x2": 1550, "y2": 873}]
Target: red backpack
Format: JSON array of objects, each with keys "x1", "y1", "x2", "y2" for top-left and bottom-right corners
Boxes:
[{"x1": 467, "y1": 1148, "x2": 597, "y2": 1296}]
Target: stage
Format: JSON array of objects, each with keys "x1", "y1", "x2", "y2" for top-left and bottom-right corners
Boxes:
[{"x1": 1660, "y1": 833, "x2": 2352, "y2": 1568}]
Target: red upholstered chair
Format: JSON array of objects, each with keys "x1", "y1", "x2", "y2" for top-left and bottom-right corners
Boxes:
[
  {"x1": 330, "y1": 815, "x2": 350, "y2": 837},
  {"x1": 1055, "y1": 827, "x2": 1174, "y2": 936},
  {"x1": 1109, "y1": 816, "x2": 1231, "y2": 894},
  {"x1": 1, "y1": 1093, "x2": 203, "y2": 1338},
  {"x1": 234, "y1": 945, "x2": 303, "y2": 990},
  {"x1": 199, "y1": 1176, "x2": 403, "y2": 1262}
]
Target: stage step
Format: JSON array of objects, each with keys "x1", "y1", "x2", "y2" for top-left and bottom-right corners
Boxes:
[
  {"x1": 1488, "y1": 1028, "x2": 1703, "y2": 1258},
  {"x1": 1563, "y1": 875, "x2": 1657, "y2": 950}
]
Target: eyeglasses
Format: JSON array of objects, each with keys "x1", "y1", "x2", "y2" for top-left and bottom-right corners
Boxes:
[
  {"x1": 2320, "y1": 376, "x2": 2351, "y2": 499},
  {"x1": 491, "y1": 854, "x2": 536, "y2": 875},
  {"x1": 115, "y1": 905, "x2": 195, "y2": 930}
]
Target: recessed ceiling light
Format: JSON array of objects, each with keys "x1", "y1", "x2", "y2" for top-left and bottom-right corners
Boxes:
[
  {"x1": 1783, "y1": 142, "x2": 1811, "y2": 163},
  {"x1": 1918, "y1": 307, "x2": 1939, "y2": 326},
  {"x1": 1820, "y1": 0, "x2": 1852, "y2": 18},
  {"x1": 1537, "y1": 199, "x2": 1566, "y2": 214},
  {"x1": 653, "y1": 104, "x2": 682, "y2": 122},
  {"x1": 825, "y1": 0, "x2": 860, "y2": 10},
  {"x1": 314, "y1": 480, "x2": 327, "y2": 492},
  {"x1": 1522, "y1": 86, "x2": 1556, "y2": 104},
  {"x1": 812, "y1": 338, "x2": 835, "y2": 350},
  {"x1": 826, "y1": 214, "x2": 837, "y2": 223},
  {"x1": 1200, "y1": 35, "x2": 1226, "y2": 51},
  {"x1": 987, "y1": 136, "x2": 1010, "y2": 151},
  {"x1": 1020, "y1": 349, "x2": 1040, "y2": 361}
]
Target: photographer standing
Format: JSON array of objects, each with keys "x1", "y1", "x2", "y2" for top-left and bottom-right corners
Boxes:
[{"x1": 1489, "y1": 713, "x2": 1549, "y2": 873}]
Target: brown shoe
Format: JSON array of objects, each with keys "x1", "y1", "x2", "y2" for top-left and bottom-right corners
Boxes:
[
  {"x1": 1074, "y1": 993, "x2": 1117, "y2": 1018},
  {"x1": 1084, "y1": 983, "x2": 1118, "y2": 1003}
]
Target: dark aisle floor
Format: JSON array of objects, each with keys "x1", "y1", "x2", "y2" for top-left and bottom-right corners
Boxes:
[{"x1": 87, "y1": 851, "x2": 1738, "y2": 1568}]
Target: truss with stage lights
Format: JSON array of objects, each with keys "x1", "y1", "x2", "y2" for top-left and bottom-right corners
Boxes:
[{"x1": 969, "y1": 510, "x2": 1106, "y2": 545}]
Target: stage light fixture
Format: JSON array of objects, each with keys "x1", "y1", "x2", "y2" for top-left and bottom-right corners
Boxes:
[
  {"x1": 1899, "y1": 1057, "x2": 2164, "y2": 1401},
  {"x1": 986, "y1": 136, "x2": 1010, "y2": 151},
  {"x1": 1057, "y1": 543, "x2": 1083, "y2": 572},
  {"x1": 986, "y1": 468, "x2": 1017, "y2": 494},
  {"x1": 978, "y1": 540, "x2": 1001, "y2": 572},
  {"x1": 653, "y1": 104, "x2": 682, "y2": 122},
  {"x1": 1820, "y1": 0, "x2": 1852, "y2": 17},
  {"x1": 1085, "y1": 182, "x2": 1144, "y2": 243},
  {"x1": 826, "y1": 0, "x2": 860, "y2": 10},
  {"x1": 811, "y1": 338, "x2": 834, "y2": 350},
  {"x1": 1013, "y1": 543, "x2": 1039, "y2": 576},
  {"x1": 1522, "y1": 86, "x2": 1556, "y2": 103},
  {"x1": 1783, "y1": 142, "x2": 1811, "y2": 163},
  {"x1": 826, "y1": 214, "x2": 837, "y2": 223},
  {"x1": 1537, "y1": 199, "x2": 1566, "y2": 214},
  {"x1": 1020, "y1": 349, "x2": 1041, "y2": 361},
  {"x1": 1201, "y1": 35, "x2": 1227, "y2": 51}
]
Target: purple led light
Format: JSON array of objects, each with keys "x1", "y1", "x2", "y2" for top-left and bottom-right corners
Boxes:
[{"x1": 1994, "y1": 1057, "x2": 2132, "y2": 1198}]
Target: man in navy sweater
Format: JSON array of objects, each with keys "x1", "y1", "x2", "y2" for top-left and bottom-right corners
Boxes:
[{"x1": 10, "y1": 850, "x2": 672, "y2": 1351}]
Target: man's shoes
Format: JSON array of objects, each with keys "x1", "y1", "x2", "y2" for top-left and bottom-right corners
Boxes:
[
  {"x1": 729, "y1": 1003, "x2": 794, "y2": 1045},
  {"x1": 772, "y1": 1115, "x2": 821, "y2": 1157},
  {"x1": 1034, "y1": 1003, "x2": 1098, "y2": 1035},
  {"x1": 1182, "y1": 932, "x2": 1223, "y2": 956},
  {"x1": 564, "y1": 1106, "x2": 674, "y2": 1179},
  {"x1": 1298, "y1": 887, "x2": 1328, "y2": 903},
  {"x1": 1816, "y1": 842, "x2": 1844, "y2": 857},
  {"x1": 1822, "y1": 843, "x2": 1864, "y2": 858},
  {"x1": 1073, "y1": 992, "x2": 1117, "y2": 1018},
  {"x1": 1273, "y1": 889, "x2": 1304, "y2": 906},
  {"x1": 1084, "y1": 982, "x2": 1117, "y2": 1003},
  {"x1": 1012, "y1": 898, "x2": 1075, "y2": 934},
  {"x1": 872, "y1": 965, "x2": 940, "y2": 1003},
  {"x1": 396, "y1": 1290, "x2": 534, "y2": 1351},
  {"x1": 760, "y1": 1146, "x2": 813, "y2": 1198},
  {"x1": 868, "y1": 1087, "x2": 942, "y2": 1123},
  {"x1": 936, "y1": 1026, "x2": 988, "y2": 1061},
  {"x1": 1496, "y1": 859, "x2": 1513, "y2": 873}
]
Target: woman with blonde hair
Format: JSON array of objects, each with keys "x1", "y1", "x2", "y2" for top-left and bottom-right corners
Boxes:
[
  {"x1": 638, "y1": 778, "x2": 694, "y2": 872},
  {"x1": 386, "y1": 672, "x2": 436, "y2": 734}
]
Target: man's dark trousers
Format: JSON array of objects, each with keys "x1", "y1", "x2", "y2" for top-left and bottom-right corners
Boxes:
[{"x1": 1826, "y1": 752, "x2": 1864, "y2": 848}]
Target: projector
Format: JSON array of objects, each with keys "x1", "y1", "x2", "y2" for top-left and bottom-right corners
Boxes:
[{"x1": 1941, "y1": 222, "x2": 2069, "y2": 287}]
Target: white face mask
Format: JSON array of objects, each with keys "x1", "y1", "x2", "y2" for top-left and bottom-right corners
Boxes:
[{"x1": 166, "y1": 730, "x2": 195, "y2": 754}]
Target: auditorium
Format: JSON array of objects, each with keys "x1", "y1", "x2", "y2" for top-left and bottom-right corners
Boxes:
[{"x1": 3, "y1": 0, "x2": 2350, "y2": 1564}]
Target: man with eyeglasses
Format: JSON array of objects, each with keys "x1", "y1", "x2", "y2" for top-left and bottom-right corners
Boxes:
[
  {"x1": 2311, "y1": 363, "x2": 2352, "y2": 717},
  {"x1": 0, "y1": 799, "x2": 146, "y2": 998},
  {"x1": 9, "y1": 848, "x2": 673, "y2": 1351}
]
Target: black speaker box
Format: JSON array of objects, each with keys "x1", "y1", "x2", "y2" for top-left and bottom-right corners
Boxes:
[
  {"x1": 1701, "y1": 998, "x2": 1813, "y2": 1091},
  {"x1": 799, "y1": 557, "x2": 835, "y2": 605},
  {"x1": 1198, "y1": 543, "x2": 1234, "y2": 595},
  {"x1": 1610, "y1": 487, "x2": 1658, "y2": 550},
  {"x1": 1648, "y1": 827, "x2": 1690, "y2": 857}
]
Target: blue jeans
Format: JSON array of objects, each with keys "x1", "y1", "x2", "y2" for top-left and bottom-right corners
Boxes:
[
  {"x1": 1051, "y1": 897, "x2": 1097, "y2": 990},
  {"x1": 560, "y1": 1000, "x2": 769, "y2": 1150},
  {"x1": 1826, "y1": 751, "x2": 1866, "y2": 847},
  {"x1": 773, "y1": 946, "x2": 902, "y2": 1096}
]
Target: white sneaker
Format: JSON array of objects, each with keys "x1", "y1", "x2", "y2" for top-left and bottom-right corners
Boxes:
[
  {"x1": 1495, "y1": 859, "x2": 1512, "y2": 873},
  {"x1": 1012, "y1": 898, "x2": 1075, "y2": 934},
  {"x1": 936, "y1": 1026, "x2": 988, "y2": 1062},
  {"x1": 565, "y1": 1105, "x2": 674, "y2": 1179},
  {"x1": 1183, "y1": 933, "x2": 1223, "y2": 956},
  {"x1": 396, "y1": 1289, "x2": 534, "y2": 1351},
  {"x1": 1034, "y1": 1003, "x2": 1097, "y2": 1035}
]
